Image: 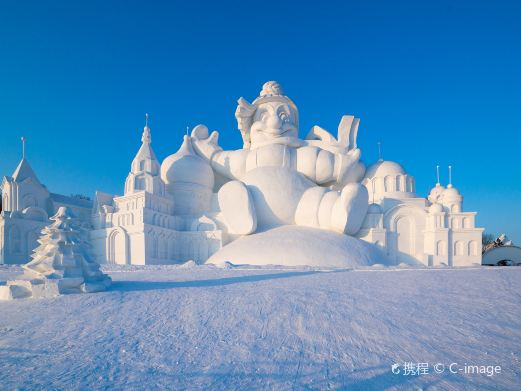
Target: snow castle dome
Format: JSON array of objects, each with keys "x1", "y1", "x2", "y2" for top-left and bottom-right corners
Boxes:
[
  {"x1": 364, "y1": 160, "x2": 405, "y2": 179},
  {"x1": 440, "y1": 184, "x2": 463, "y2": 213},
  {"x1": 160, "y1": 135, "x2": 214, "y2": 190},
  {"x1": 443, "y1": 185, "x2": 461, "y2": 199},
  {"x1": 428, "y1": 183, "x2": 445, "y2": 204},
  {"x1": 362, "y1": 160, "x2": 415, "y2": 203}
]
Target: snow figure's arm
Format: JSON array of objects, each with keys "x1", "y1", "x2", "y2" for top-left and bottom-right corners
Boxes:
[
  {"x1": 299, "y1": 115, "x2": 364, "y2": 186},
  {"x1": 296, "y1": 146, "x2": 361, "y2": 185},
  {"x1": 191, "y1": 124, "x2": 248, "y2": 180},
  {"x1": 210, "y1": 149, "x2": 249, "y2": 180}
]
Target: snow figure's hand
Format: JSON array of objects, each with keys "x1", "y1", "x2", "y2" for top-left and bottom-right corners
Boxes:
[
  {"x1": 336, "y1": 147, "x2": 361, "y2": 184},
  {"x1": 191, "y1": 124, "x2": 223, "y2": 161}
]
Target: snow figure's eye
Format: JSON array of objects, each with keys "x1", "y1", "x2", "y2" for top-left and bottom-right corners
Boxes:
[{"x1": 280, "y1": 112, "x2": 289, "y2": 123}]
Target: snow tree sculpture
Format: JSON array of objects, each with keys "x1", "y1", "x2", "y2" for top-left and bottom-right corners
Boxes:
[
  {"x1": 23, "y1": 206, "x2": 112, "y2": 292},
  {"x1": 0, "y1": 207, "x2": 111, "y2": 300}
]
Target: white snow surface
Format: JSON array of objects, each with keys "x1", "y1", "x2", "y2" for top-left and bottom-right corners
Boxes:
[{"x1": 0, "y1": 264, "x2": 520, "y2": 390}]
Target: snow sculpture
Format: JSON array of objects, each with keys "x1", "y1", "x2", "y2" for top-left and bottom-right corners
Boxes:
[
  {"x1": 0, "y1": 207, "x2": 111, "y2": 300},
  {"x1": 92, "y1": 117, "x2": 223, "y2": 265},
  {"x1": 164, "y1": 81, "x2": 369, "y2": 236},
  {"x1": 161, "y1": 134, "x2": 215, "y2": 216},
  {"x1": 160, "y1": 81, "x2": 385, "y2": 267},
  {"x1": 0, "y1": 137, "x2": 93, "y2": 265},
  {"x1": 360, "y1": 163, "x2": 483, "y2": 266}
]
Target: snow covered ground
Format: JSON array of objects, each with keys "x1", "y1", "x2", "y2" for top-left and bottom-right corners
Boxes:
[{"x1": 1, "y1": 264, "x2": 520, "y2": 390}]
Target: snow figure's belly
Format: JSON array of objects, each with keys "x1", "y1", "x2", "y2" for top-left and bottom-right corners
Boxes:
[{"x1": 242, "y1": 166, "x2": 314, "y2": 229}]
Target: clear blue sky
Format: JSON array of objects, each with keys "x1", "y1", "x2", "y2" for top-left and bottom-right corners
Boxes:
[{"x1": 1, "y1": 0, "x2": 520, "y2": 242}]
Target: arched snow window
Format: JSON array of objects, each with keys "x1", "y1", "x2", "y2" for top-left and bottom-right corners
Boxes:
[
  {"x1": 109, "y1": 230, "x2": 127, "y2": 265},
  {"x1": 436, "y1": 240, "x2": 446, "y2": 256},
  {"x1": 407, "y1": 177, "x2": 414, "y2": 192},
  {"x1": 139, "y1": 160, "x2": 146, "y2": 171},
  {"x1": 468, "y1": 241, "x2": 478, "y2": 256},
  {"x1": 370, "y1": 178, "x2": 378, "y2": 199},
  {"x1": 384, "y1": 176, "x2": 394, "y2": 192},
  {"x1": 454, "y1": 241, "x2": 464, "y2": 256},
  {"x1": 451, "y1": 217, "x2": 460, "y2": 229},
  {"x1": 396, "y1": 176, "x2": 404, "y2": 192}
]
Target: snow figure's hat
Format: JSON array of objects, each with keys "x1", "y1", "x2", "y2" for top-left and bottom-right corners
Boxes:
[
  {"x1": 0, "y1": 207, "x2": 111, "y2": 300},
  {"x1": 252, "y1": 81, "x2": 298, "y2": 119}
]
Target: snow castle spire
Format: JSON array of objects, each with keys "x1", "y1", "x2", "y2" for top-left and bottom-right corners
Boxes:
[
  {"x1": 124, "y1": 114, "x2": 165, "y2": 195},
  {"x1": 142, "y1": 113, "x2": 151, "y2": 143},
  {"x1": 427, "y1": 164, "x2": 445, "y2": 204},
  {"x1": 11, "y1": 136, "x2": 41, "y2": 184},
  {"x1": 21, "y1": 136, "x2": 26, "y2": 159}
]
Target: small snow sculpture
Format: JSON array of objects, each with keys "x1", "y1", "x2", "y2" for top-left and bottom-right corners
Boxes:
[
  {"x1": 482, "y1": 233, "x2": 513, "y2": 254},
  {"x1": 0, "y1": 207, "x2": 111, "y2": 300}
]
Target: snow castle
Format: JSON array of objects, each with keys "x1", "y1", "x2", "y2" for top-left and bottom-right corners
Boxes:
[{"x1": 0, "y1": 82, "x2": 483, "y2": 267}]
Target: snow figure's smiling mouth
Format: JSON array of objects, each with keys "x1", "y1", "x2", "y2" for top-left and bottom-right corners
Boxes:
[{"x1": 258, "y1": 126, "x2": 297, "y2": 137}]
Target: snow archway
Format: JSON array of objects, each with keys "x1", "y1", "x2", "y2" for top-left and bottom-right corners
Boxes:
[
  {"x1": 384, "y1": 204, "x2": 427, "y2": 265},
  {"x1": 108, "y1": 228, "x2": 129, "y2": 265}
]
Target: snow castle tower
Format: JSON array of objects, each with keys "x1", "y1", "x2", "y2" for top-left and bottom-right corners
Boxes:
[{"x1": 91, "y1": 116, "x2": 223, "y2": 265}]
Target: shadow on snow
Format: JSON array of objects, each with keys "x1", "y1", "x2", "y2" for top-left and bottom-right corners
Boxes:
[{"x1": 110, "y1": 270, "x2": 326, "y2": 292}]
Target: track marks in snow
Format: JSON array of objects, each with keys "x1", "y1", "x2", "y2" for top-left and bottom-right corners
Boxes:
[{"x1": 1, "y1": 267, "x2": 520, "y2": 390}]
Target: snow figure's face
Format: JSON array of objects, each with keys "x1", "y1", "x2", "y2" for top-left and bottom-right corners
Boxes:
[{"x1": 249, "y1": 101, "x2": 298, "y2": 149}]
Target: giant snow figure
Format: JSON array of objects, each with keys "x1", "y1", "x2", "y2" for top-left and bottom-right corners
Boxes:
[
  {"x1": 164, "y1": 81, "x2": 369, "y2": 237},
  {"x1": 159, "y1": 81, "x2": 382, "y2": 267}
]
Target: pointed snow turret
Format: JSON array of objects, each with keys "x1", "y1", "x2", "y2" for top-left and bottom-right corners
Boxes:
[
  {"x1": 11, "y1": 137, "x2": 41, "y2": 184},
  {"x1": 124, "y1": 114, "x2": 165, "y2": 195},
  {"x1": 1, "y1": 136, "x2": 51, "y2": 214},
  {"x1": 11, "y1": 158, "x2": 41, "y2": 184}
]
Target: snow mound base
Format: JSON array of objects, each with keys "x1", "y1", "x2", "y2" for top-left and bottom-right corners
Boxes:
[{"x1": 206, "y1": 225, "x2": 389, "y2": 268}]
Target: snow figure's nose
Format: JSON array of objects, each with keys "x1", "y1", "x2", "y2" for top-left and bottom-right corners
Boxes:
[{"x1": 266, "y1": 112, "x2": 282, "y2": 129}]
